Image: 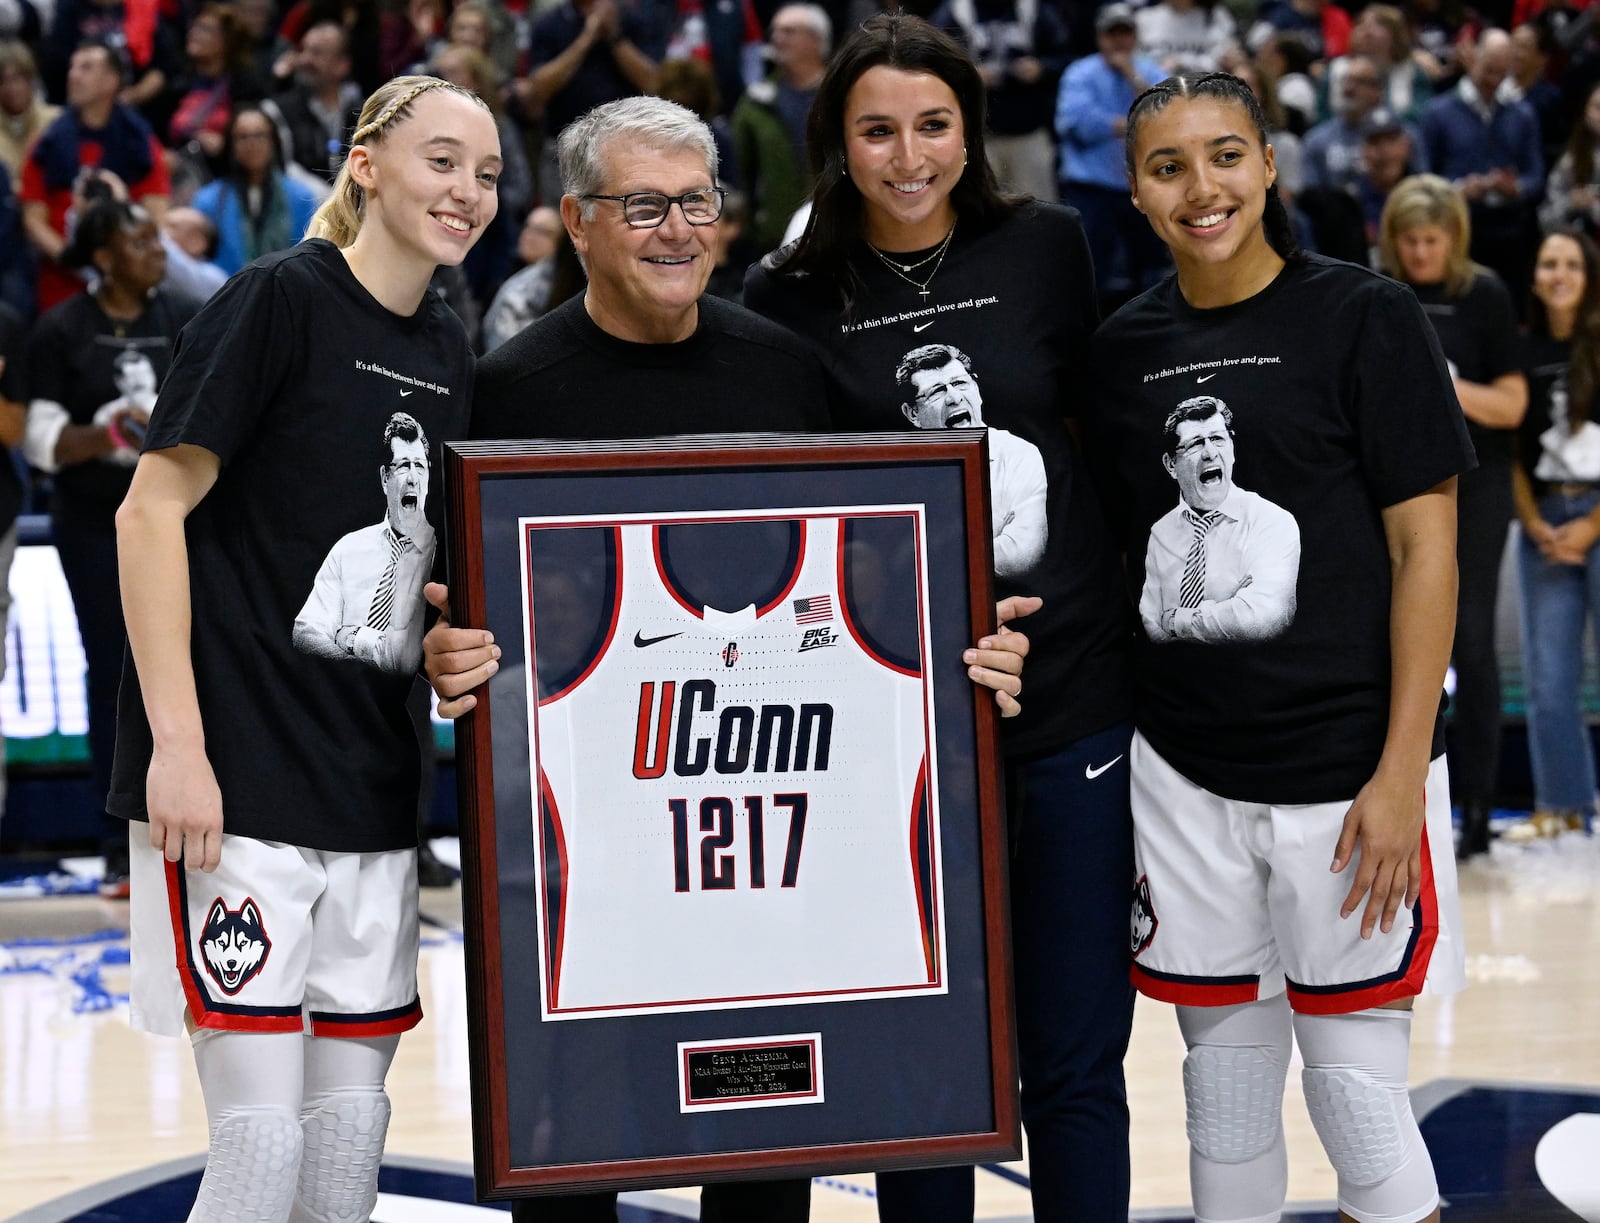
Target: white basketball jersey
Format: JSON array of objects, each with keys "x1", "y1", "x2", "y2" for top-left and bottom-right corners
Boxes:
[{"x1": 527, "y1": 513, "x2": 943, "y2": 1020}]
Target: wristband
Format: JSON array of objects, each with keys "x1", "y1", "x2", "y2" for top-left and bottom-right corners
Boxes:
[{"x1": 105, "y1": 415, "x2": 130, "y2": 450}]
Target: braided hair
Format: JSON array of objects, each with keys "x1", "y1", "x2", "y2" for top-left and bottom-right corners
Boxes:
[
  {"x1": 1123, "y1": 71, "x2": 1305, "y2": 266},
  {"x1": 306, "y1": 75, "x2": 493, "y2": 249}
]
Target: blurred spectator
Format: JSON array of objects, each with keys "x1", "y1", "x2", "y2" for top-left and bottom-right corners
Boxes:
[
  {"x1": 661, "y1": 0, "x2": 766, "y2": 117},
  {"x1": 1420, "y1": 27, "x2": 1544, "y2": 311},
  {"x1": 1507, "y1": 21, "x2": 1566, "y2": 170},
  {"x1": 1255, "y1": 31, "x2": 1317, "y2": 132},
  {"x1": 1247, "y1": 0, "x2": 1351, "y2": 63},
  {"x1": 44, "y1": 0, "x2": 181, "y2": 111},
  {"x1": 731, "y1": 3, "x2": 827, "y2": 252},
  {"x1": 1541, "y1": 80, "x2": 1600, "y2": 235},
  {"x1": 1055, "y1": 3, "x2": 1167, "y2": 312},
  {"x1": 448, "y1": 0, "x2": 520, "y2": 85},
  {"x1": 382, "y1": 0, "x2": 449, "y2": 79},
  {"x1": 235, "y1": 0, "x2": 289, "y2": 84},
  {"x1": 261, "y1": 20, "x2": 362, "y2": 185},
  {"x1": 432, "y1": 43, "x2": 534, "y2": 307},
  {"x1": 1509, "y1": 228, "x2": 1600, "y2": 844},
  {"x1": 1321, "y1": 4, "x2": 1432, "y2": 122},
  {"x1": 1135, "y1": 0, "x2": 1237, "y2": 74},
  {"x1": 22, "y1": 41, "x2": 171, "y2": 315},
  {"x1": 0, "y1": 42, "x2": 59, "y2": 182},
  {"x1": 483, "y1": 204, "x2": 564, "y2": 350},
  {"x1": 164, "y1": 4, "x2": 268, "y2": 183},
  {"x1": 934, "y1": 0, "x2": 1071, "y2": 200},
  {"x1": 191, "y1": 103, "x2": 318, "y2": 275},
  {"x1": 21, "y1": 198, "x2": 199, "y2": 896},
  {"x1": 1303, "y1": 55, "x2": 1422, "y2": 194},
  {"x1": 657, "y1": 55, "x2": 738, "y2": 186},
  {"x1": 521, "y1": 0, "x2": 660, "y2": 201},
  {"x1": 1378, "y1": 173, "x2": 1528, "y2": 858},
  {"x1": 158, "y1": 204, "x2": 228, "y2": 298},
  {"x1": 1354, "y1": 108, "x2": 1422, "y2": 246},
  {"x1": 275, "y1": 0, "x2": 384, "y2": 95}
]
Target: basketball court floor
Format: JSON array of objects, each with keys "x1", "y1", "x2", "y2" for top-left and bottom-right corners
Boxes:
[{"x1": 2, "y1": 828, "x2": 1597, "y2": 1223}]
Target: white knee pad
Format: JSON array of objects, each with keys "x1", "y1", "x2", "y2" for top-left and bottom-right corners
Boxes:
[
  {"x1": 1180, "y1": 997, "x2": 1292, "y2": 1164},
  {"x1": 188, "y1": 1107, "x2": 304, "y2": 1223},
  {"x1": 291, "y1": 1088, "x2": 392, "y2": 1223},
  {"x1": 1178, "y1": 996, "x2": 1292, "y2": 1223},
  {"x1": 1294, "y1": 1009, "x2": 1439, "y2": 1223}
]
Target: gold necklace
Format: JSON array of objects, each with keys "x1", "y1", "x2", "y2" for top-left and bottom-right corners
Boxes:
[{"x1": 867, "y1": 221, "x2": 957, "y2": 302}]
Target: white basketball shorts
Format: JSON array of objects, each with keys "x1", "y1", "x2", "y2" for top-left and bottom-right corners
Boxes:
[
  {"x1": 1128, "y1": 731, "x2": 1465, "y2": 1013},
  {"x1": 129, "y1": 828, "x2": 422, "y2": 1037}
]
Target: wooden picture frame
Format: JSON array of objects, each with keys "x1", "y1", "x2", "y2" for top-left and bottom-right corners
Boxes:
[{"x1": 444, "y1": 431, "x2": 1017, "y2": 1198}]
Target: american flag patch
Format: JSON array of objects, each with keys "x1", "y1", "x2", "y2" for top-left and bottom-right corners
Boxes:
[{"x1": 793, "y1": 595, "x2": 833, "y2": 624}]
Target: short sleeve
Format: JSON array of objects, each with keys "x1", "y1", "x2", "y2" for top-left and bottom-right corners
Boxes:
[
  {"x1": 26, "y1": 308, "x2": 71, "y2": 407},
  {"x1": 144, "y1": 262, "x2": 298, "y2": 464},
  {"x1": 1352, "y1": 280, "x2": 1477, "y2": 507}
]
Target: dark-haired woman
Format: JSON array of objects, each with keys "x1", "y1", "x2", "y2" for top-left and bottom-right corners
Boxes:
[
  {"x1": 744, "y1": 14, "x2": 1136, "y2": 1222},
  {"x1": 1085, "y1": 73, "x2": 1469, "y2": 1223},
  {"x1": 191, "y1": 104, "x2": 319, "y2": 275},
  {"x1": 20, "y1": 200, "x2": 197, "y2": 894},
  {"x1": 1511, "y1": 230, "x2": 1600, "y2": 841},
  {"x1": 1539, "y1": 82, "x2": 1600, "y2": 237}
]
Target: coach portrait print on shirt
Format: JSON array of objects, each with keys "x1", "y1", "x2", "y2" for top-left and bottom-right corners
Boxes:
[
  {"x1": 292, "y1": 411, "x2": 436, "y2": 674},
  {"x1": 1139, "y1": 395, "x2": 1301, "y2": 645},
  {"x1": 895, "y1": 343, "x2": 1049, "y2": 580}
]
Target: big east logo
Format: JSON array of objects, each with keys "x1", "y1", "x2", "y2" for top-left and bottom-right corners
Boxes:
[{"x1": 199, "y1": 897, "x2": 272, "y2": 995}]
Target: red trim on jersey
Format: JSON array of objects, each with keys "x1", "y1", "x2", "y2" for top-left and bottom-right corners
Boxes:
[
  {"x1": 836, "y1": 519, "x2": 921, "y2": 677},
  {"x1": 309, "y1": 1001, "x2": 423, "y2": 1038},
  {"x1": 1131, "y1": 961, "x2": 1260, "y2": 1007},
  {"x1": 1286, "y1": 816, "x2": 1440, "y2": 1015},
  {"x1": 907, "y1": 756, "x2": 938, "y2": 983},
  {"x1": 536, "y1": 525, "x2": 623, "y2": 706},
  {"x1": 539, "y1": 770, "x2": 572, "y2": 1011},
  {"x1": 757, "y1": 519, "x2": 806, "y2": 615},
  {"x1": 654, "y1": 524, "x2": 704, "y2": 618}
]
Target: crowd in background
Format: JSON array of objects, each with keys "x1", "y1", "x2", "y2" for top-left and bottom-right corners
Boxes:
[{"x1": 3, "y1": 0, "x2": 1599, "y2": 867}]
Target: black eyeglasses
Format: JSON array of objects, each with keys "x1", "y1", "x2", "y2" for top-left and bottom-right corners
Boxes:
[{"x1": 581, "y1": 188, "x2": 725, "y2": 228}]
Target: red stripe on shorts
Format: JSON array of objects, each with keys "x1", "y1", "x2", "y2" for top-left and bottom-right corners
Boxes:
[
  {"x1": 1287, "y1": 816, "x2": 1440, "y2": 1015},
  {"x1": 1131, "y1": 961, "x2": 1259, "y2": 1006},
  {"x1": 309, "y1": 999, "x2": 424, "y2": 1039},
  {"x1": 166, "y1": 859, "x2": 304, "y2": 1034}
]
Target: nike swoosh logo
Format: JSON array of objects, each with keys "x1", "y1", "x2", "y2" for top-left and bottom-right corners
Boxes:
[
  {"x1": 1085, "y1": 755, "x2": 1124, "y2": 780},
  {"x1": 633, "y1": 630, "x2": 684, "y2": 648},
  {"x1": 913, "y1": 321, "x2": 934, "y2": 332},
  {"x1": 1195, "y1": 373, "x2": 1217, "y2": 383},
  {"x1": 400, "y1": 389, "x2": 414, "y2": 397}
]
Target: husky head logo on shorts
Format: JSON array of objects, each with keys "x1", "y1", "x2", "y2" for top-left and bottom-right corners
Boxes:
[
  {"x1": 1130, "y1": 876, "x2": 1158, "y2": 958},
  {"x1": 199, "y1": 897, "x2": 272, "y2": 995}
]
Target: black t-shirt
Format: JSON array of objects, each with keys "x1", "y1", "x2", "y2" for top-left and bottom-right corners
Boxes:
[
  {"x1": 1517, "y1": 331, "x2": 1597, "y2": 493},
  {"x1": 29, "y1": 288, "x2": 198, "y2": 526},
  {"x1": 744, "y1": 203, "x2": 1134, "y2": 759},
  {"x1": 473, "y1": 293, "x2": 831, "y2": 440},
  {"x1": 1086, "y1": 254, "x2": 1476, "y2": 804},
  {"x1": 1410, "y1": 271, "x2": 1521, "y2": 468},
  {"x1": 108, "y1": 239, "x2": 475, "y2": 852}
]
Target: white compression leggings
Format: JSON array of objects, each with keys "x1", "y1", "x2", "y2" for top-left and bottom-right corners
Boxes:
[
  {"x1": 1178, "y1": 996, "x2": 1438, "y2": 1223},
  {"x1": 188, "y1": 1029, "x2": 400, "y2": 1223}
]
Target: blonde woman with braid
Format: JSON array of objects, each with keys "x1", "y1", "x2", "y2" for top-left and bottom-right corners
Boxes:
[{"x1": 109, "y1": 75, "x2": 499, "y2": 1223}]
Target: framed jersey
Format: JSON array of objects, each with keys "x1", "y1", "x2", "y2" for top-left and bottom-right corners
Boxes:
[{"x1": 445, "y1": 432, "x2": 1017, "y2": 1198}]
